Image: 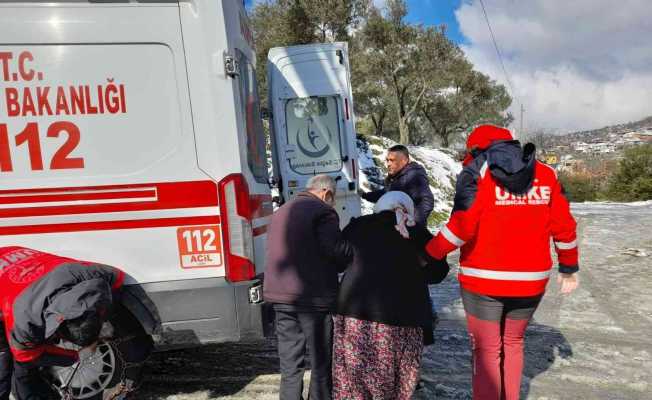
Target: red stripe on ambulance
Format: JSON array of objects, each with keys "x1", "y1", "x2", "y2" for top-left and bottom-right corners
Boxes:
[
  {"x1": 0, "y1": 189, "x2": 156, "y2": 205},
  {"x1": 1, "y1": 215, "x2": 220, "y2": 236},
  {"x1": 0, "y1": 181, "x2": 218, "y2": 218}
]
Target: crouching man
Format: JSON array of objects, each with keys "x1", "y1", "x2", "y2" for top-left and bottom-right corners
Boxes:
[{"x1": 0, "y1": 246, "x2": 149, "y2": 400}]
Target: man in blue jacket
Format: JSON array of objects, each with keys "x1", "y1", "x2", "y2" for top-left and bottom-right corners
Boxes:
[{"x1": 361, "y1": 145, "x2": 435, "y2": 226}]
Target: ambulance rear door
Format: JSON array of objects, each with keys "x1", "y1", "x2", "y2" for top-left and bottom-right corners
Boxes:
[{"x1": 267, "y1": 43, "x2": 361, "y2": 226}]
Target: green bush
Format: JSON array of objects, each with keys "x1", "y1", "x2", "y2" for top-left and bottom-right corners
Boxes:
[
  {"x1": 606, "y1": 144, "x2": 652, "y2": 201},
  {"x1": 558, "y1": 173, "x2": 601, "y2": 202}
]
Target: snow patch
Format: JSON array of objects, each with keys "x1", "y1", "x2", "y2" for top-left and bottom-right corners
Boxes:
[{"x1": 356, "y1": 135, "x2": 462, "y2": 226}]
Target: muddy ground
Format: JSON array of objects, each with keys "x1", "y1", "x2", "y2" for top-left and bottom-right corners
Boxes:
[{"x1": 139, "y1": 203, "x2": 652, "y2": 400}]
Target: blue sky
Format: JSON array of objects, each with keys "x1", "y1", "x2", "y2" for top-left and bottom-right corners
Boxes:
[
  {"x1": 244, "y1": 0, "x2": 467, "y2": 44},
  {"x1": 245, "y1": 0, "x2": 652, "y2": 131},
  {"x1": 406, "y1": 0, "x2": 466, "y2": 44}
]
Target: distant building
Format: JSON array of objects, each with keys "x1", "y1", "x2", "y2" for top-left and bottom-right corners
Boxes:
[
  {"x1": 591, "y1": 142, "x2": 616, "y2": 153},
  {"x1": 571, "y1": 141, "x2": 616, "y2": 154},
  {"x1": 572, "y1": 141, "x2": 590, "y2": 152},
  {"x1": 544, "y1": 154, "x2": 559, "y2": 165},
  {"x1": 624, "y1": 130, "x2": 652, "y2": 143}
]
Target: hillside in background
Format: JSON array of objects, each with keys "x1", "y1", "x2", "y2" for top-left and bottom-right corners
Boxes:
[
  {"x1": 541, "y1": 115, "x2": 652, "y2": 151},
  {"x1": 567, "y1": 115, "x2": 652, "y2": 141},
  {"x1": 356, "y1": 135, "x2": 462, "y2": 229},
  {"x1": 525, "y1": 115, "x2": 652, "y2": 185}
]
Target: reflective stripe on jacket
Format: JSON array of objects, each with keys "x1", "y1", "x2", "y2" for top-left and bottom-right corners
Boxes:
[{"x1": 426, "y1": 143, "x2": 578, "y2": 297}]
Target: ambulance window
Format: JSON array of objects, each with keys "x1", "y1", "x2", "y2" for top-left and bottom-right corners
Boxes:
[
  {"x1": 236, "y1": 50, "x2": 269, "y2": 184},
  {"x1": 285, "y1": 96, "x2": 343, "y2": 175}
]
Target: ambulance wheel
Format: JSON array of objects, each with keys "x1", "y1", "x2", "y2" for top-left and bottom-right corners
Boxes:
[{"x1": 46, "y1": 309, "x2": 153, "y2": 400}]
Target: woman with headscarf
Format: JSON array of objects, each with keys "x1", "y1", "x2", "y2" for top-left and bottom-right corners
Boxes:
[{"x1": 332, "y1": 191, "x2": 449, "y2": 400}]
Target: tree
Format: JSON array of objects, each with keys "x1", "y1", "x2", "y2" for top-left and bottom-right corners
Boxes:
[
  {"x1": 298, "y1": 0, "x2": 369, "y2": 42},
  {"x1": 358, "y1": 1, "x2": 452, "y2": 145},
  {"x1": 250, "y1": 0, "x2": 369, "y2": 105},
  {"x1": 251, "y1": 0, "x2": 514, "y2": 149},
  {"x1": 420, "y1": 57, "x2": 513, "y2": 148},
  {"x1": 349, "y1": 36, "x2": 394, "y2": 138},
  {"x1": 558, "y1": 173, "x2": 601, "y2": 202},
  {"x1": 250, "y1": 1, "x2": 296, "y2": 106},
  {"x1": 607, "y1": 144, "x2": 652, "y2": 201}
]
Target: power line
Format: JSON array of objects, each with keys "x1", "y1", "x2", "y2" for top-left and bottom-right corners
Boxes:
[
  {"x1": 478, "y1": 0, "x2": 522, "y2": 137},
  {"x1": 478, "y1": 0, "x2": 516, "y2": 97}
]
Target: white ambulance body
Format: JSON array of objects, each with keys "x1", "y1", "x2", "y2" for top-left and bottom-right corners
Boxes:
[
  {"x1": 267, "y1": 43, "x2": 361, "y2": 226},
  {"x1": 0, "y1": 0, "x2": 271, "y2": 347}
]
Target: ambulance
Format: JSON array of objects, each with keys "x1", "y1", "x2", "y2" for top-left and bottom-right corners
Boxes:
[
  {"x1": 0, "y1": 0, "x2": 360, "y2": 398},
  {"x1": 0, "y1": 0, "x2": 271, "y2": 397}
]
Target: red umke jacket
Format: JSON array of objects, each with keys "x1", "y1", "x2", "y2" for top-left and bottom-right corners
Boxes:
[
  {"x1": 0, "y1": 247, "x2": 124, "y2": 363},
  {"x1": 426, "y1": 141, "x2": 579, "y2": 297}
]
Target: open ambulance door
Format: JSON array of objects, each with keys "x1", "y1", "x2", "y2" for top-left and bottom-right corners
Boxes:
[{"x1": 267, "y1": 43, "x2": 361, "y2": 226}]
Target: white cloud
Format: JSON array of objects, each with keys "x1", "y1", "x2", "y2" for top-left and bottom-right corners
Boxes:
[{"x1": 455, "y1": 0, "x2": 652, "y2": 133}]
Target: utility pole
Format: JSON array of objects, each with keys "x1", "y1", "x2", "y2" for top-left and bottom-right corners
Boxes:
[{"x1": 520, "y1": 103, "x2": 525, "y2": 139}]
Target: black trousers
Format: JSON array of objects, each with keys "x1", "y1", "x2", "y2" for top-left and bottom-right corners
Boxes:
[
  {"x1": 1, "y1": 320, "x2": 53, "y2": 400},
  {"x1": 0, "y1": 321, "x2": 74, "y2": 400},
  {"x1": 0, "y1": 326, "x2": 10, "y2": 400},
  {"x1": 274, "y1": 305, "x2": 333, "y2": 400}
]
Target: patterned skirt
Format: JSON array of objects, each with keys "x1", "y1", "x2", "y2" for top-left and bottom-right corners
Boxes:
[{"x1": 332, "y1": 315, "x2": 423, "y2": 400}]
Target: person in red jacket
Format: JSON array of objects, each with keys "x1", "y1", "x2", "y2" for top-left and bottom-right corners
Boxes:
[
  {"x1": 0, "y1": 246, "x2": 125, "y2": 400},
  {"x1": 426, "y1": 125, "x2": 579, "y2": 400}
]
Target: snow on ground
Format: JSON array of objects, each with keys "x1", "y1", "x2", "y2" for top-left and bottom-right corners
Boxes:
[
  {"x1": 140, "y1": 202, "x2": 652, "y2": 400},
  {"x1": 419, "y1": 200, "x2": 652, "y2": 399},
  {"x1": 356, "y1": 135, "x2": 462, "y2": 224},
  {"x1": 407, "y1": 145, "x2": 461, "y2": 214},
  {"x1": 572, "y1": 200, "x2": 652, "y2": 215}
]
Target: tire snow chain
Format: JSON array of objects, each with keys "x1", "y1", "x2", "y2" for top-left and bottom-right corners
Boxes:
[{"x1": 55, "y1": 334, "x2": 152, "y2": 400}]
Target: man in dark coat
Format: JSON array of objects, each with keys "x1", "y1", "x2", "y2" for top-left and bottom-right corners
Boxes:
[
  {"x1": 264, "y1": 174, "x2": 353, "y2": 400},
  {"x1": 360, "y1": 145, "x2": 435, "y2": 226},
  {"x1": 0, "y1": 246, "x2": 125, "y2": 400}
]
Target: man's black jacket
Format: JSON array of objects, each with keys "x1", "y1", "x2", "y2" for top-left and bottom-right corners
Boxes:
[{"x1": 361, "y1": 162, "x2": 435, "y2": 226}]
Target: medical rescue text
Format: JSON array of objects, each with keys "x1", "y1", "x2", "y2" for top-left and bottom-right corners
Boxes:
[{"x1": 0, "y1": 50, "x2": 128, "y2": 172}]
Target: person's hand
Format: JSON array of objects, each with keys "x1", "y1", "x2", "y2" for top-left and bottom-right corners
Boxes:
[{"x1": 557, "y1": 273, "x2": 579, "y2": 294}]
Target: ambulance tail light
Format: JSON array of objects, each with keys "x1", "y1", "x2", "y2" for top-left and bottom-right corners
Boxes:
[{"x1": 218, "y1": 173, "x2": 255, "y2": 282}]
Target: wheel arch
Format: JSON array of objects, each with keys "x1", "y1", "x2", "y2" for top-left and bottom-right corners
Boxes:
[{"x1": 117, "y1": 284, "x2": 162, "y2": 337}]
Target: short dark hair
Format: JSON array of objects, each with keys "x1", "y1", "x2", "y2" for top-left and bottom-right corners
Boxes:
[
  {"x1": 388, "y1": 145, "x2": 410, "y2": 159},
  {"x1": 58, "y1": 312, "x2": 105, "y2": 347}
]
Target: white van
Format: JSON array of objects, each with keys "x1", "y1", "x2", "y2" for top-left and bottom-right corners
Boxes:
[
  {"x1": 0, "y1": 0, "x2": 270, "y2": 397},
  {"x1": 267, "y1": 43, "x2": 361, "y2": 226}
]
